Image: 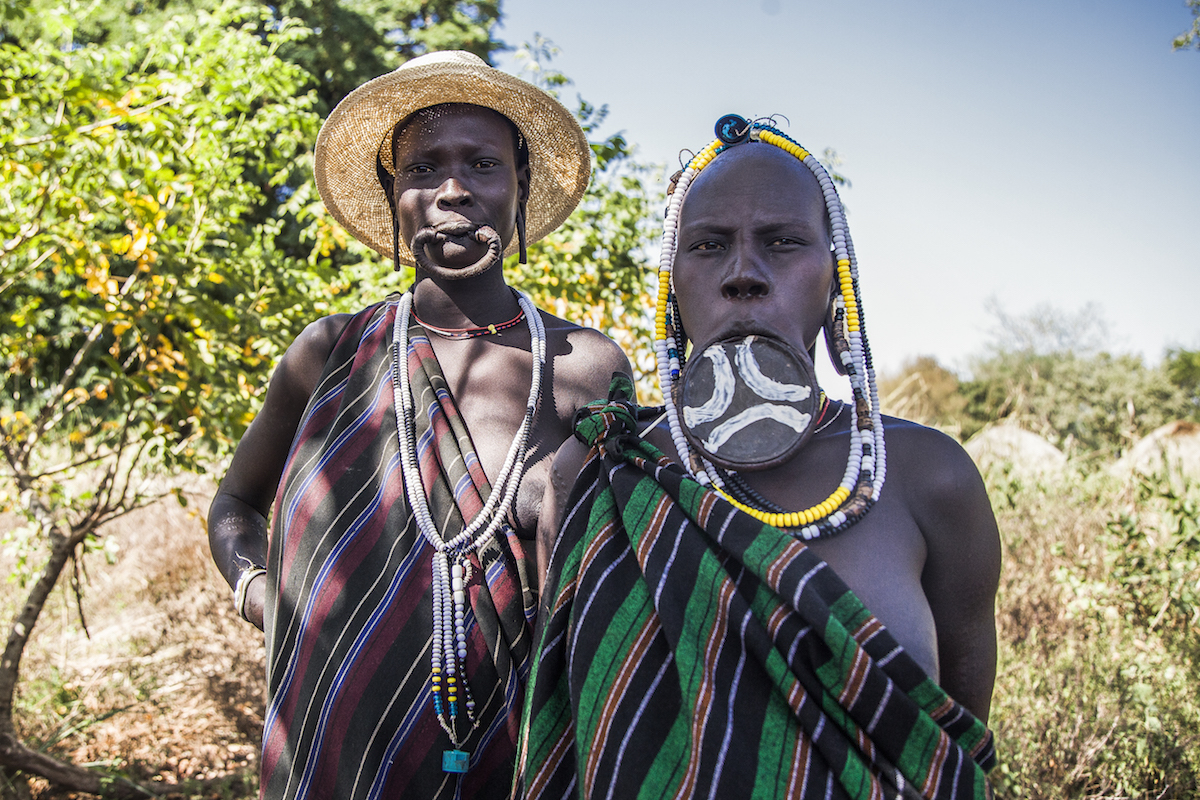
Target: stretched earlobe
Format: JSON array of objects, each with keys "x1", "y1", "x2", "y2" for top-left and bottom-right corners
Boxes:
[
  {"x1": 376, "y1": 148, "x2": 404, "y2": 272},
  {"x1": 517, "y1": 204, "x2": 528, "y2": 265},
  {"x1": 824, "y1": 295, "x2": 850, "y2": 376},
  {"x1": 392, "y1": 213, "x2": 402, "y2": 272}
]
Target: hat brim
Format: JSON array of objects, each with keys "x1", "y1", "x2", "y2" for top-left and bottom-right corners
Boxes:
[{"x1": 314, "y1": 55, "x2": 592, "y2": 265}]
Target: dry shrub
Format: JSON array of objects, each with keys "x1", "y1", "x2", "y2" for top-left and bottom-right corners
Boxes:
[
  {"x1": 2, "y1": 477, "x2": 264, "y2": 798},
  {"x1": 987, "y1": 464, "x2": 1200, "y2": 799}
]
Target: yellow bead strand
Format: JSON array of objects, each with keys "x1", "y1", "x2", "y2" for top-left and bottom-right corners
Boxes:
[{"x1": 714, "y1": 485, "x2": 851, "y2": 530}]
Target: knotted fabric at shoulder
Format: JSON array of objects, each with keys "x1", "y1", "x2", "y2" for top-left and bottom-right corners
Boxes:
[{"x1": 571, "y1": 373, "x2": 638, "y2": 457}]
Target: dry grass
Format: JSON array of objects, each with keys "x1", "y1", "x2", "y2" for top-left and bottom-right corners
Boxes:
[
  {"x1": 1, "y1": 478, "x2": 264, "y2": 798},
  {"x1": 3, "y1": 461, "x2": 1199, "y2": 799},
  {"x1": 986, "y1": 464, "x2": 1200, "y2": 799}
]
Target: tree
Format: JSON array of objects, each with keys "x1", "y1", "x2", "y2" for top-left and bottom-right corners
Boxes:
[
  {"x1": 1175, "y1": 0, "x2": 1200, "y2": 51},
  {"x1": 2, "y1": 0, "x2": 502, "y2": 113},
  {"x1": 879, "y1": 356, "x2": 968, "y2": 437},
  {"x1": 1165, "y1": 347, "x2": 1200, "y2": 418},
  {"x1": 0, "y1": 3, "x2": 332, "y2": 792},
  {"x1": 959, "y1": 302, "x2": 1191, "y2": 455}
]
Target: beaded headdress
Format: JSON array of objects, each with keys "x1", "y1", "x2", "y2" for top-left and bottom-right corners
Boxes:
[{"x1": 655, "y1": 114, "x2": 886, "y2": 540}]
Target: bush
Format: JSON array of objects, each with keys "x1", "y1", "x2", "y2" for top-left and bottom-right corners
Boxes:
[{"x1": 989, "y1": 464, "x2": 1200, "y2": 798}]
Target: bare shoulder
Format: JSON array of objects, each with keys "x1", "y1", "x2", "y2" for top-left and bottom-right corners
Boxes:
[
  {"x1": 882, "y1": 414, "x2": 1000, "y2": 602},
  {"x1": 254, "y1": 312, "x2": 355, "y2": 414},
  {"x1": 538, "y1": 310, "x2": 633, "y2": 406},
  {"x1": 882, "y1": 416, "x2": 989, "y2": 513}
]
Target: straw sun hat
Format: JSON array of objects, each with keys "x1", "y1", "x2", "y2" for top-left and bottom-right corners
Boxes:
[{"x1": 314, "y1": 50, "x2": 592, "y2": 266}]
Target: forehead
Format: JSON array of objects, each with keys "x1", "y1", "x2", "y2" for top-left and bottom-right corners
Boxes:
[
  {"x1": 680, "y1": 144, "x2": 827, "y2": 228},
  {"x1": 392, "y1": 103, "x2": 517, "y2": 154}
]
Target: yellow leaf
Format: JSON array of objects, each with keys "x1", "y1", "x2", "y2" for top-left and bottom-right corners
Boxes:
[{"x1": 207, "y1": 272, "x2": 225, "y2": 284}]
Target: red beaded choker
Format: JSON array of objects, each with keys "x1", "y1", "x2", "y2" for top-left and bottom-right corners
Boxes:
[{"x1": 412, "y1": 306, "x2": 526, "y2": 339}]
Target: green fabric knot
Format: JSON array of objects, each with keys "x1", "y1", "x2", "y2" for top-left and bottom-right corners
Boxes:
[{"x1": 572, "y1": 373, "x2": 638, "y2": 453}]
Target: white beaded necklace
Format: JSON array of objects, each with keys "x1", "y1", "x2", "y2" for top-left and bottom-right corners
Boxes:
[
  {"x1": 655, "y1": 117, "x2": 887, "y2": 540},
  {"x1": 390, "y1": 288, "x2": 545, "y2": 766}
]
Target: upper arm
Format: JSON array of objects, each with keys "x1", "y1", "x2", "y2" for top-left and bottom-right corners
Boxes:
[
  {"x1": 559, "y1": 325, "x2": 635, "y2": 407},
  {"x1": 906, "y1": 428, "x2": 1002, "y2": 722},
  {"x1": 536, "y1": 435, "x2": 592, "y2": 587},
  {"x1": 214, "y1": 315, "x2": 348, "y2": 515}
]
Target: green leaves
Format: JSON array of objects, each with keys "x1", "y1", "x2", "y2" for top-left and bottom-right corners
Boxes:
[{"x1": 0, "y1": 2, "x2": 330, "y2": 522}]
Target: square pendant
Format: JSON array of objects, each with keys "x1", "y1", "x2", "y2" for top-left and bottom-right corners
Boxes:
[{"x1": 442, "y1": 749, "x2": 470, "y2": 773}]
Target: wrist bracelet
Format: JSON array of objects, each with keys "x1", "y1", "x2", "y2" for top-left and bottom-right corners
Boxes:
[{"x1": 234, "y1": 567, "x2": 267, "y2": 623}]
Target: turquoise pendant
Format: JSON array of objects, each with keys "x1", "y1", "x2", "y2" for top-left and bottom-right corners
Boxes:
[{"x1": 442, "y1": 749, "x2": 470, "y2": 773}]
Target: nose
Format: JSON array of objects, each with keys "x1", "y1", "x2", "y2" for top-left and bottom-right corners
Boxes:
[
  {"x1": 721, "y1": 251, "x2": 770, "y2": 299},
  {"x1": 436, "y1": 177, "x2": 472, "y2": 209}
]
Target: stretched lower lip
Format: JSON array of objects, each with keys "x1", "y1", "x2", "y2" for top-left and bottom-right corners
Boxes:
[
  {"x1": 432, "y1": 224, "x2": 476, "y2": 239},
  {"x1": 708, "y1": 320, "x2": 782, "y2": 343}
]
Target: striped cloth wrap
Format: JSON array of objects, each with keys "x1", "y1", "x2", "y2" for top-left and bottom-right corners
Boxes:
[
  {"x1": 517, "y1": 375, "x2": 995, "y2": 800},
  {"x1": 263, "y1": 296, "x2": 536, "y2": 800}
]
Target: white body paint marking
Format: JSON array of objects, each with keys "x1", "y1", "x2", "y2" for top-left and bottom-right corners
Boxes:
[{"x1": 683, "y1": 345, "x2": 735, "y2": 427}]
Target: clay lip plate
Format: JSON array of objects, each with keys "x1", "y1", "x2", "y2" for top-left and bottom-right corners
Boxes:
[{"x1": 679, "y1": 335, "x2": 820, "y2": 471}]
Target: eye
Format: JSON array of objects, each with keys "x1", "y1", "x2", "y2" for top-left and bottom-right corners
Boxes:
[
  {"x1": 404, "y1": 163, "x2": 435, "y2": 175},
  {"x1": 690, "y1": 240, "x2": 725, "y2": 252},
  {"x1": 473, "y1": 158, "x2": 501, "y2": 169},
  {"x1": 769, "y1": 236, "x2": 804, "y2": 247}
]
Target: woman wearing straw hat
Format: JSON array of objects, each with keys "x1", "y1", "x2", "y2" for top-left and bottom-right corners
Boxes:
[{"x1": 207, "y1": 51, "x2": 631, "y2": 799}]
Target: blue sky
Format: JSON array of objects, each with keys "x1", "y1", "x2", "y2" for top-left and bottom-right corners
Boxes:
[{"x1": 495, "y1": 0, "x2": 1199, "y2": 380}]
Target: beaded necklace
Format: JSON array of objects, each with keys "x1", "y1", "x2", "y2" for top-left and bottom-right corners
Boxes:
[
  {"x1": 390, "y1": 288, "x2": 545, "y2": 771},
  {"x1": 412, "y1": 302, "x2": 526, "y2": 339},
  {"x1": 655, "y1": 115, "x2": 886, "y2": 541}
]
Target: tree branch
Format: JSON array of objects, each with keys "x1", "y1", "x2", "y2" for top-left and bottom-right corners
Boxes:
[
  {"x1": 0, "y1": 247, "x2": 56, "y2": 297},
  {"x1": 0, "y1": 731, "x2": 157, "y2": 798},
  {"x1": 10, "y1": 96, "x2": 178, "y2": 148},
  {"x1": 25, "y1": 270, "x2": 142, "y2": 460}
]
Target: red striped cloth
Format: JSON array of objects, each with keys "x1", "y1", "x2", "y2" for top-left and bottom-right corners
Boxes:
[{"x1": 263, "y1": 296, "x2": 536, "y2": 800}]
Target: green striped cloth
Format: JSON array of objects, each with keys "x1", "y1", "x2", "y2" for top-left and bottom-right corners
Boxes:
[{"x1": 517, "y1": 377, "x2": 994, "y2": 799}]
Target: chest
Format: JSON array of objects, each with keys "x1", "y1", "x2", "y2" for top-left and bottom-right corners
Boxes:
[
  {"x1": 649, "y1": 424, "x2": 941, "y2": 679},
  {"x1": 426, "y1": 334, "x2": 576, "y2": 537}
]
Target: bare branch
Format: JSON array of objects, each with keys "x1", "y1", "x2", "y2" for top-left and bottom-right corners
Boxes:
[
  {"x1": 184, "y1": 200, "x2": 208, "y2": 256},
  {"x1": 70, "y1": 551, "x2": 90, "y2": 639},
  {"x1": 0, "y1": 173, "x2": 59, "y2": 260},
  {"x1": 0, "y1": 246, "x2": 57, "y2": 297},
  {"x1": 0, "y1": 731, "x2": 157, "y2": 797}
]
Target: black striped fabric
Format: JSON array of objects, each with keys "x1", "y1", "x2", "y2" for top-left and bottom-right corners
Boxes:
[{"x1": 518, "y1": 381, "x2": 994, "y2": 799}]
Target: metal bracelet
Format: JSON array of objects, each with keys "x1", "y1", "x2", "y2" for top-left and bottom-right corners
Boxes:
[{"x1": 233, "y1": 567, "x2": 267, "y2": 623}]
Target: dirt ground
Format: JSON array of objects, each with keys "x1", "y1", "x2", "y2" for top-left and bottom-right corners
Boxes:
[{"x1": 1, "y1": 477, "x2": 265, "y2": 798}]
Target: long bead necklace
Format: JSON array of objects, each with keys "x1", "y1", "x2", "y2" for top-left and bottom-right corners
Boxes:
[
  {"x1": 655, "y1": 116, "x2": 887, "y2": 541},
  {"x1": 390, "y1": 288, "x2": 545, "y2": 770}
]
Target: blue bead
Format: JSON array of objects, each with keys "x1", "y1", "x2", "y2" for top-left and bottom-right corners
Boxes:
[
  {"x1": 443, "y1": 750, "x2": 470, "y2": 773},
  {"x1": 715, "y1": 114, "x2": 751, "y2": 144}
]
